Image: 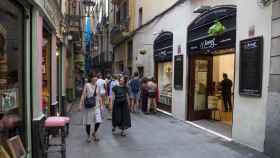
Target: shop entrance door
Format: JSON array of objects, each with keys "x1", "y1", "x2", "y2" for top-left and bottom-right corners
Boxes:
[{"x1": 188, "y1": 56, "x2": 212, "y2": 121}]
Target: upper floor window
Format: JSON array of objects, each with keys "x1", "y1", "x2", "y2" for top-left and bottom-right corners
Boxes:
[
  {"x1": 138, "y1": 7, "x2": 143, "y2": 27},
  {"x1": 123, "y1": 2, "x2": 128, "y2": 19}
]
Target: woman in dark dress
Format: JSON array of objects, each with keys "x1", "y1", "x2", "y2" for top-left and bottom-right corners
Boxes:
[{"x1": 112, "y1": 76, "x2": 131, "y2": 136}]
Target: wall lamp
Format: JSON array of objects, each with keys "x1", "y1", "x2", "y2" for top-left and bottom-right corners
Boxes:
[{"x1": 193, "y1": 5, "x2": 212, "y2": 13}]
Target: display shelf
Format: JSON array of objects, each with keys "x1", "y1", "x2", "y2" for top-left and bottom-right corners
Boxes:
[{"x1": 159, "y1": 94, "x2": 172, "y2": 106}]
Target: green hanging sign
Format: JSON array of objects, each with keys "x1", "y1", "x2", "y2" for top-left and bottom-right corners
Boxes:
[{"x1": 208, "y1": 20, "x2": 226, "y2": 36}]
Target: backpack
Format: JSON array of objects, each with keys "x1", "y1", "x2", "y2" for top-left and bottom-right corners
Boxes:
[
  {"x1": 84, "y1": 85, "x2": 97, "y2": 108},
  {"x1": 130, "y1": 79, "x2": 140, "y2": 93}
]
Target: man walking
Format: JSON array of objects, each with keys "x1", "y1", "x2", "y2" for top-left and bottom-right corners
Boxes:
[{"x1": 221, "y1": 73, "x2": 233, "y2": 112}]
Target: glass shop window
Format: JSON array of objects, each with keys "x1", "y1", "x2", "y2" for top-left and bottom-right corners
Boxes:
[{"x1": 0, "y1": 0, "x2": 25, "y2": 149}]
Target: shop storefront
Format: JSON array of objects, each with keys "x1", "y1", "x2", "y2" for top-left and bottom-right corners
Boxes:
[
  {"x1": 187, "y1": 6, "x2": 236, "y2": 136},
  {"x1": 42, "y1": 26, "x2": 52, "y2": 115},
  {"x1": 154, "y1": 32, "x2": 173, "y2": 112},
  {"x1": 0, "y1": 0, "x2": 30, "y2": 156}
]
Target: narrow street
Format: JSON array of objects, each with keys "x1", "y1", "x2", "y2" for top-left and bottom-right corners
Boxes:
[{"x1": 49, "y1": 106, "x2": 268, "y2": 158}]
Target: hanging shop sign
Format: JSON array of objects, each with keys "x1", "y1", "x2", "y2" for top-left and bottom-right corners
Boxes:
[
  {"x1": 154, "y1": 47, "x2": 173, "y2": 62},
  {"x1": 239, "y1": 36, "x2": 263, "y2": 97},
  {"x1": 187, "y1": 30, "x2": 235, "y2": 54},
  {"x1": 174, "y1": 55, "x2": 184, "y2": 90}
]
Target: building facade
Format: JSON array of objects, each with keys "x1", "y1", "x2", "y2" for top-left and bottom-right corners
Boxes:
[
  {"x1": 0, "y1": 0, "x2": 72, "y2": 157},
  {"x1": 264, "y1": 1, "x2": 280, "y2": 158},
  {"x1": 91, "y1": 0, "x2": 114, "y2": 75},
  {"x1": 0, "y1": 0, "x2": 33, "y2": 157},
  {"x1": 131, "y1": 0, "x2": 277, "y2": 156},
  {"x1": 110, "y1": 0, "x2": 136, "y2": 75}
]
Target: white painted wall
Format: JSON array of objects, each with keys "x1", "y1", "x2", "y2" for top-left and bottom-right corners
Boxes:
[
  {"x1": 133, "y1": 0, "x2": 271, "y2": 151},
  {"x1": 133, "y1": 1, "x2": 188, "y2": 119},
  {"x1": 135, "y1": 0, "x2": 178, "y2": 28},
  {"x1": 233, "y1": 0, "x2": 272, "y2": 151},
  {"x1": 133, "y1": 0, "x2": 237, "y2": 121}
]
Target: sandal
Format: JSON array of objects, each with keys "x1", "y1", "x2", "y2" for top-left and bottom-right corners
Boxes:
[
  {"x1": 112, "y1": 128, "x2": 116, "y2": 132},
  {"x1": 92, "y1": 133, "x2": 100, "y2": 142},
  {"x1": 121, "y1": 131, "x2": 126, "y2": 137}
]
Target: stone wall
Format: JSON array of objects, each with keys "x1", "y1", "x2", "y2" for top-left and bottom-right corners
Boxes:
[{"x1": 264, "y1": 1, "x2": 280, "y2": 158}]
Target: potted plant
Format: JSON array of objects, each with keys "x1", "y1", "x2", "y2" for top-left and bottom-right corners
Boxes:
[{"x1": 208, "y1": 20, "x2": 226, "y2": 36}]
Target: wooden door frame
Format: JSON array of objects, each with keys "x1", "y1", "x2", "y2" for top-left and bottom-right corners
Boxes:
[{"x1": 187, "y1": 55, "x2": 213, "y2": 121}]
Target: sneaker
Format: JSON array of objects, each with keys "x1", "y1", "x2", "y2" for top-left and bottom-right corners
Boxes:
[{"x1": 92, "y1": 133, "x2": 100, "y2": 142}]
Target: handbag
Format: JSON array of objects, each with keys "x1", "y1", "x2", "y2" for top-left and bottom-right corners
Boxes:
[{"x1": 84, "y1": 86, "x2": 97, "y2": 109}]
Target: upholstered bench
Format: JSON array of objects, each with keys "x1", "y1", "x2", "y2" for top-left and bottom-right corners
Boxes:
[{"x1": 44, "y1": 116, "x2": 69, "y2": 158}]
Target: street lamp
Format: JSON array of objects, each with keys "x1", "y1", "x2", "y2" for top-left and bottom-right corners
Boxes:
[{"x1": 82, "y1": 0, "x2": 96, "y2": 17}]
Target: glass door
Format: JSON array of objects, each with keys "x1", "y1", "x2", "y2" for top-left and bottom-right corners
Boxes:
[{"x1": 188, "y1": 56, "x2": 212, "y2": 121}]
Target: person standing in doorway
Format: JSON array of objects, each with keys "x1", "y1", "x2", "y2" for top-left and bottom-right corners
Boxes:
[
  {"x1": 221, "y1": 73, "x2": 233, "y2": 112},
  {"x1": 129, "y1": 72, "x2": 141, "y2": 113},
  {"x1": 112, "y1": 76, "x2": 131, "y2": 136},
  {"x1": 79, "y1": 76, "x2": 102, "y2": 142}
]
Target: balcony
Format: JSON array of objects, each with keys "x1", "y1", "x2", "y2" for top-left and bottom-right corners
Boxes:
[
  {"x1": 110, "y1": 17, "x2": 130, "y2": 45},
  {"x1": 92, "y1": 51, "x2": 113, "y2": 67}
]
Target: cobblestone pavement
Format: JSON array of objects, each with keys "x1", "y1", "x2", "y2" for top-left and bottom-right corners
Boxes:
[{"x1": 49, "y1": 108, "x2": 269, "y2": 158}]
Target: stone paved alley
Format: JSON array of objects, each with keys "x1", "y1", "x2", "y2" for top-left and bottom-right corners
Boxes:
[{"x1": 49, "y1": 108, "x2": 269, "y2": 158}]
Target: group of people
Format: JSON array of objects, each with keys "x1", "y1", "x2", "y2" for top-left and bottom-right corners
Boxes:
[
  {"x1": 126, "y1": 72, "x2": 158, "y2": 114},
  {"x1": 79, "y1": 72, "x2": 158, "y2": 143}
]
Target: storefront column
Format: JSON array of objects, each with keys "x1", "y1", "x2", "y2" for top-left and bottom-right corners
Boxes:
[
  {"x1": 31, "y1": 8, "x2": 45, "y2": 158},
  {"x1": 31, "y1": 9, "x2": 44, "y2": 118},
  {"x1": 61, "y1": 43, "x2": 67, "y2": 115},
  {"x1": 51, "y1": 33, "x2": 58, "y2": 116},
  {"x1": 24, "y1": 8, "x2": 32, "y2": 158}
]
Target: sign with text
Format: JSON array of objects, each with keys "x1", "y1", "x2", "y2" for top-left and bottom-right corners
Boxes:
[
  {"x1": 187, "y1": 30, "x2": 236, "y2": 54},
  {"x1": 239, "y1": 36, "x2": 263, "y2": 97},
  {"x1": 174, "y1": 55, "x2": 184, "y2": 90}
]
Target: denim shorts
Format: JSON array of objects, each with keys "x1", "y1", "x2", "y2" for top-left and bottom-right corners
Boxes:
[{"x1": 130, "y1": 92, "x2": 140, "y2": 100}]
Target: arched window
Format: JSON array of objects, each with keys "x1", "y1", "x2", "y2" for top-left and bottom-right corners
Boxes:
[{"x1": 154, "y1": 31, "x2": 173, "y2": 62}]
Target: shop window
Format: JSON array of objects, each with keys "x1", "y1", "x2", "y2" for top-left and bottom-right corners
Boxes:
[
  {"x1": 0, "y1": 0, "x2": 25, "y2": 148},
  {"x1": 157, "y1": 62, "x2": 172, "y2": 106}
]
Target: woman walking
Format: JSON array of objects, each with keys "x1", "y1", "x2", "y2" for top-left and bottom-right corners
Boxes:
[
  {"x1": 112, "y1": 76, "x2": 131, "y2": 136},
  {"x1": 79, "y1": 76, "x2": 102, "y2": 142},
  {"x1": 147, "y1": 77, "x2": 157, "y2": 113}
]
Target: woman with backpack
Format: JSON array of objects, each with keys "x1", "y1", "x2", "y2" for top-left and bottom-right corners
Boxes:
[
  {"x1": 79, "y1": 76, "x2": 102, "y2": 143},
  {"x1": 112, "y1": 76, "x2": 131, "y2": 136},
  {"x1": 129, "y1": 72, "x2": 141, "y2": 113}
]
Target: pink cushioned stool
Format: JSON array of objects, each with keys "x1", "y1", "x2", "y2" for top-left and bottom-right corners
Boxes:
[
  {"x1": 44, "y1": 116, "x2": 67, "y2": 158},
  {"x1": 60, "y1": 116, "x2": 70, "y2": 136}
]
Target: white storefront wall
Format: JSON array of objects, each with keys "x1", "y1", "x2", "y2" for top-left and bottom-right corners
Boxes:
[
  {"x1": 233, "y1": 0, "x2": 272, "y2": 152},
  {"x1": 133, "y1": 0, "x2": 271, "y2": 152}
]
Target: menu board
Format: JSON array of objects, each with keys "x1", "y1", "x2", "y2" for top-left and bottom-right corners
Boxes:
[
  {"x1": 174, "y1": 55, "x2": 183, "y2": 90},
  {"x1": 239, "y1": 37, "x2": 263, "y2": 97}
]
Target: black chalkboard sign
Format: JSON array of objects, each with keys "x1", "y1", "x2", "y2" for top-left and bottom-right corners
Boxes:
[
  {"x1": 174, "y1": 55, "x2": 183, "y2": 90},
  {"x1": 239, "y1": 36, "x2": 263, "y2": 97}
]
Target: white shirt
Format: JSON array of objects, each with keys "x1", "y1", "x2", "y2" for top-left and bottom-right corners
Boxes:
[{"x1": 96, "y1": 78, "x2": 106, "y2": 95}]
